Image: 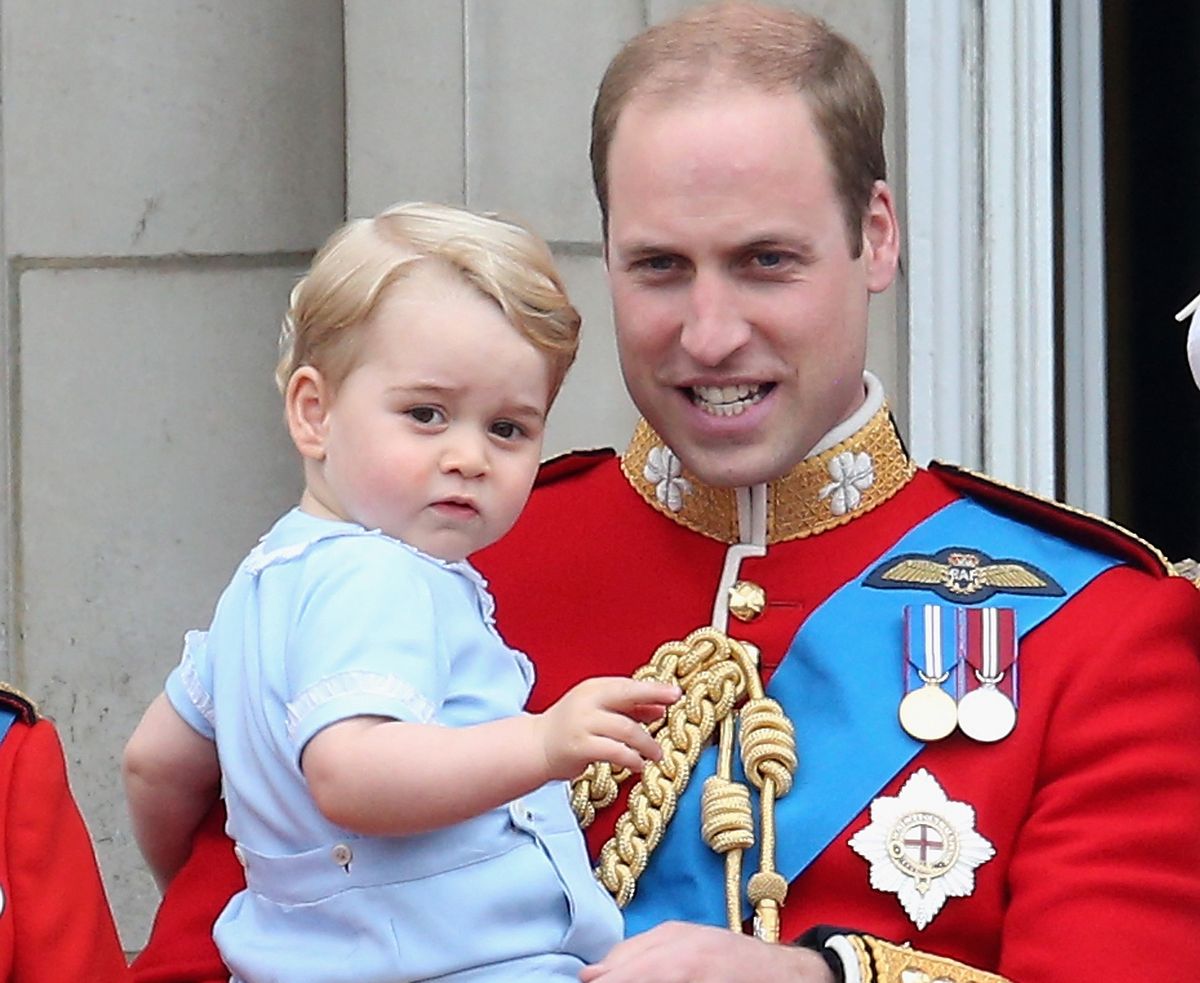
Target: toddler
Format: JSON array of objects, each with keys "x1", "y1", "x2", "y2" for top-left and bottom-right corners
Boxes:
[{"x1": 123, "y1": 202, "x2": 677, "y2": 982}]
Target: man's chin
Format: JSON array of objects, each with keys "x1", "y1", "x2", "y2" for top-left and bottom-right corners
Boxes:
[{"x1": 674, "y1": 444, "x2": 803, "y2": 490}]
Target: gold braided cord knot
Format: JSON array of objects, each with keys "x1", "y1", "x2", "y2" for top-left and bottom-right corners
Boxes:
[
  {"x1": 700, "y1": 776, "x2": 754, "y2": 854},
  {"x1": 739, "y1": 697, "x2": 796, "y2": 796},
  {"x1": 586, "y1": 629, "x2": 757, "y2": 908},
  {"x1": 571, "y1": 761, "x2": 623, "y2": 829},
  {"x1": 747, "y1": 870, "x2": 788, "y2": 905},
  {"x1": 738, "y1": 696, "x2": 795, "y2": 942}
]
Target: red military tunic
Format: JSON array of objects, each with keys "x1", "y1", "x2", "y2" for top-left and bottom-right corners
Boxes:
[
  {"x1": 130, "y1": 407, "x2": 1200, "y2": 982},
  {"x1": 0, "y1": 686, "x2": 125, "y2": 983}
]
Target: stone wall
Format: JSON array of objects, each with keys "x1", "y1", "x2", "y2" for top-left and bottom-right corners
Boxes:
[{"x1": 0, "y1": 0, "x2": 902, "y2": 951}]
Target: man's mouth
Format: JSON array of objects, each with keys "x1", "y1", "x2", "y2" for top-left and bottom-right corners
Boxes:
[{"x1": 688, "y1": 383, "x2": 771, "y2": 417}]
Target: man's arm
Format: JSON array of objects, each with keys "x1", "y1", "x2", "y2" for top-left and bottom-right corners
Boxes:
[
  {"x1": 123, "y1": 693, "x2": 221, "y2": 891},
  {"x1": 5, "y1": 718, "x2": 126, "y2": 983},
  {"x1": 127, "y1": 801, "x2": 240, "y2": 983},
  {"x1": 580, "y1": 922, "x2": 835, "y2": 983},
  {"x1": 993, "y1": 569, "x2": 1200, "y2": 979}
]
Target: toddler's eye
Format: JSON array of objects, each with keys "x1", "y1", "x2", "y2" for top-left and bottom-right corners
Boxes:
[
  {"x1": 491, "y1": 420, "x2": 524, "y2": 440},
  {"x1": 407, "y1": 406, "x2": 444, "y2": 425}
]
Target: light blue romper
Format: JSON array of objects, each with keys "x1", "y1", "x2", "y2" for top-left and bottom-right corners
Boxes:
[{"x1": 166, "y1": 509, "x2": 622, "y2": 982}]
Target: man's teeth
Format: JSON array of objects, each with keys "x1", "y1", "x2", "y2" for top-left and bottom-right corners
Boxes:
[{"x1": 690, "y1": 384, "x2": 767, "y2": 416}]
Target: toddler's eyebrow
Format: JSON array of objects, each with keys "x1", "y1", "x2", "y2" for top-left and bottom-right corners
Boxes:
[
  {"x1": 509, "y1": 404, "x2": 547, "y2": 422},
  {"x1": 385, "y1": 382, "x2": 461, "y2": 401},
  {"x1": 387, "y1": 384, "x2": 547, "y2": 421}
]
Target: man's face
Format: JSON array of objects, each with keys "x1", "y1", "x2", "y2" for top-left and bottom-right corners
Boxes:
[{"x1": 604, "y1": 86, "x2": 898, "y2": 487}]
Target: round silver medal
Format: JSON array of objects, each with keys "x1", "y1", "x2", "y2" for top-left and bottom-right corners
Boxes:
[
  {"x1": 957, "y1": 685, "x2": 1016, "y2": 742},
  {"x1": 898, "y1": 684, "x2": 958, "y2": 742}
]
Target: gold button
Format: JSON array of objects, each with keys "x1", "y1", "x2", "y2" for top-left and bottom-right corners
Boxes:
[
  {"x1": 728, "y1": 580, "x2": 767, "y2": 622},
  {"x1": 331, "y1": 843, "x2": 353, "y2": 868}
]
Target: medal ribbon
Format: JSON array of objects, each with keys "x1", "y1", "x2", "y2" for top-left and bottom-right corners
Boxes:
[
  {"x1": 906, "y1": 604, "x2": 958, "y2": 693},
  {"x1": 623, "y1": 496, "x2": 1119, "y2": 935},
  {"x1": 960, "y1": 606, "x2": 1018, "y2": 700}
]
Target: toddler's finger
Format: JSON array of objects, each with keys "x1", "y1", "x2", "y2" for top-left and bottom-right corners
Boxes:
[{"x1": 627, "y1": 702, "x2": 672, "y2": 724}]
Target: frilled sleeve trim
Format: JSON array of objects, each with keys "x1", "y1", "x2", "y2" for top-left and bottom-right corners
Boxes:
[{"x1": 286, "y1": 669, "x2": 437, "y2": 741}]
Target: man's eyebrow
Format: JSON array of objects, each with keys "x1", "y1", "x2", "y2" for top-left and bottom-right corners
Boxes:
[
  {"x1": 613, "y1": 241, "x2": 676, "y2": 260},
  {"x1": 741, "y1": 235, "x2": 818, "y2": 261}
]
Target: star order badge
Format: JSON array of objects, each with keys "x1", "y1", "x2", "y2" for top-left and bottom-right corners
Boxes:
[{"x1": 849, "y1": 769, "x2": 995, "y2": 929}]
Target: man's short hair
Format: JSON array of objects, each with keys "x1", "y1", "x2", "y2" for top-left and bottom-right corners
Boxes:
[{"x1": 591, "y1": 0, "x2": 886, "y2": 254}]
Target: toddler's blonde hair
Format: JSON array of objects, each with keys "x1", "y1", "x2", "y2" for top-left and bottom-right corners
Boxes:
[{"x1": 277, "y1": 202, "x2": 580, "y2": 400}]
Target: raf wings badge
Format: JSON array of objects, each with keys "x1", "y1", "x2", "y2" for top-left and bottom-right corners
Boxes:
[
  {"x1": 849, "y1": 769, "x2": 995, "y2": 929},
  {"x1": 864, "y1": 547, "x2": 1064, "y2": 604}
]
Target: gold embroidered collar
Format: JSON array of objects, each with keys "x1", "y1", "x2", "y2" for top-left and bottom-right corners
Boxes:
[{"x1": 619, "y1": 403, "x2": 917, "y2": 545}]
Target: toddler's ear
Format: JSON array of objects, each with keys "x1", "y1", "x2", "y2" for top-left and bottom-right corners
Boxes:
[{"x1": 285, "y1": 366, "x2": 332, "y2": 461}]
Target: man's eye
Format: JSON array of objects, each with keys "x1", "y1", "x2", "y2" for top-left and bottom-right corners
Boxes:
[
  {"x1": 491, "y1": 420, "x2": 524, "y2": 440},
  {"x1": 634, "y1": 255, "x2": 677, "y2": 274},
  {"x1": 407, "y1": 406, "x2": 443, "y2": 425},
  {"x1": 754, "y1": 251, "x2": 785, "y2": 268}
]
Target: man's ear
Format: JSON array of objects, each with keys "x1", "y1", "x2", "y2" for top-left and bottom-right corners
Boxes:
[
  {"x1": 285, "y1": 366, "x2": 332, "y2": 461},
  {"x1": 861, "y1": 179, "x2": 900, "y2": 294}
]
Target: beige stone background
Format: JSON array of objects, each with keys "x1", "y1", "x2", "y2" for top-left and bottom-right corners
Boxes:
[{"x1": 0, "y1": 0, "x2": 904, "y2": 952}]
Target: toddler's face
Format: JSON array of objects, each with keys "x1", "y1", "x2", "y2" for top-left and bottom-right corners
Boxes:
[{"x1": 316, "y1": 270, "x2": 552, "y2": 561}]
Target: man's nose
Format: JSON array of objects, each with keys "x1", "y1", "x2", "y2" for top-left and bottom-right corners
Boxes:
[
  {"x1": 440, "y1": 431, "x2": 490, "y2": 477},
  {"x1": 679, "y1": 270, "x2": 751, "y2": 366}
]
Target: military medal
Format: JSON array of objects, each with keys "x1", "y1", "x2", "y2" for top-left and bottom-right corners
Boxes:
[
  {"x1": 849, "y1": 768, "x2": 995, "y2": 929},
  {"x1": 898, "y1": 605, "x2": 958, "y2": 742},
  {"x1": 956, "y1": 606, "x2": 1018, "y2": 743}
]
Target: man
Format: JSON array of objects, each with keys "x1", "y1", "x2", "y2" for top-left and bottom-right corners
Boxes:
[
  {"x1": 0, "y1": 683, "x2": 126, "y2": 981},
  {"x1": 130, "y1": 3, "x2": 1200, "y2": 981}
]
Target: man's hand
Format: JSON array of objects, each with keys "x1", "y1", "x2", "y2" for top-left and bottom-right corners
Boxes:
[
  {"x1": 538, "y1": 676, "x2": 680, "y2": 779},
  {"x1": 579, "y1": 922, "x2": 837, "y2": 983}
]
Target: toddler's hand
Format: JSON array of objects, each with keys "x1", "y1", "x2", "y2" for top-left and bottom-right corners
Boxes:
[{"x1": 537, "y1": 677, "x2": 680, "y2": 780}]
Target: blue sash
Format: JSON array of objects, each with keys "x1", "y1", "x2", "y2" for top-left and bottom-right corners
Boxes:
[
  {"x1": 623, "y1": 497, "x2": 1119, "y2": 934},
  {"x1": 0, "y1": 707, "x2": 17, "y2": 744}
]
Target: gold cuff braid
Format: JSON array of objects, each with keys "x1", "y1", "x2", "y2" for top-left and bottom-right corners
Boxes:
[{"x1": 843, "y1": 934, "x2": 1012, "y2": 983}]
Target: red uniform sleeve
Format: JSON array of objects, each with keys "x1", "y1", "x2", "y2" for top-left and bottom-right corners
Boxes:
[
  {"x1": 998, "y1": 570, "x2": 1200, "y2": 980},
  {"x1": 128, "y1": 802, "x2": 241, "y2": 983},
  {"x1": 2, "y1": 719, "x2": 125, "y2": 983}
]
